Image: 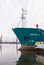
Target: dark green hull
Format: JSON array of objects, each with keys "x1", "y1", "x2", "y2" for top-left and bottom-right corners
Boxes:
[{"x1": 12, "y1": 28, "x2": 44, "y2": 45}]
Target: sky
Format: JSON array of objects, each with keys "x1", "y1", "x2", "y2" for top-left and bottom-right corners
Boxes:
[{"x1": 0, "y1": 0, "x2": 44, "y2": 41}]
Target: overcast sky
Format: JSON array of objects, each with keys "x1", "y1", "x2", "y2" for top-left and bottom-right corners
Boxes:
[{"x1": 0, "y1": 0, "x2": 44, "y2": 41}]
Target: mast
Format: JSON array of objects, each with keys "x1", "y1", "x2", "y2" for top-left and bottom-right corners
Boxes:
[{"x1": 21, "y1": 8, "x2": 27, "y2": 28}]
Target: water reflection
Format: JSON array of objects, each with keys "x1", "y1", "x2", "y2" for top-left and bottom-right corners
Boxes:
[
  {"x1": 0, "y1": 44, "x2": 21, "y2": 65},
  {"x1": 16, "y1": 50, "x2": 44, "y2": 65},
  {"x1": 0, "y1": 44, "x2": 44, "y2": 65},
  {"x1": 0, "y1": 44, "x2": 2, "y2": 55},
  {"x1": 36, "y1": 53, "x2": 44, "y2": 64}
]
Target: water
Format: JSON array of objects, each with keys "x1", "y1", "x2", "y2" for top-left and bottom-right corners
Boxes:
[{"x1": 0, "y1": 43, "x2": 44, "y2": 65}]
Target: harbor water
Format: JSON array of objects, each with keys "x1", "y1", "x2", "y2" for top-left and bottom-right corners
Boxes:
[{"x1": 0, "y1": 43, "x2": 44, "y2": 65}]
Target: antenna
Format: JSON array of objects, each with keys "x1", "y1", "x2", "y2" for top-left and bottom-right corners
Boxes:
[{"x1": 21, "y1": 8, "x2": 27, "y2": 27}]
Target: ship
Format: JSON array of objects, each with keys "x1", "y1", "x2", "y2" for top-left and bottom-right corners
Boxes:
[{"x1": 12, "y1": 8, "x2": 44, "y2": 49}]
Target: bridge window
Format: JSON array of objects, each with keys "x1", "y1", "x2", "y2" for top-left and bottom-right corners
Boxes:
[{"x1": 24, "y1": 37, "x2": 29, "y2": 41}]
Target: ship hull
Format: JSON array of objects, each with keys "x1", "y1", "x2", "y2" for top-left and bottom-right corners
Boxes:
[{"x1": 12, "y1": 28, "x2": 44, "y2": 46}]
